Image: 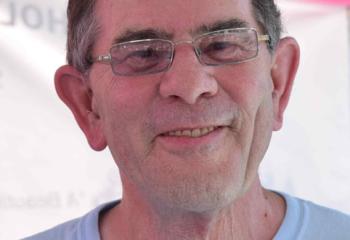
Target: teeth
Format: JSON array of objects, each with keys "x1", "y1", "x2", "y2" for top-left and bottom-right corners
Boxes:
[
  {"x1": 182, "y1": 130, "x2": 192, "y2": 137},
  {"x1": 165, "y1": 127, "x2": 218, "y2": 138},
  {"x1": 192, "y1": 128, "x2": 201, "y2": 137},
  {"x1": 201, "y1": 128, "x2": 209, "y2": 135}
]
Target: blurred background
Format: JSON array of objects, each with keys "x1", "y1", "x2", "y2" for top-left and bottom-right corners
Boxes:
[{"x1": 0, "y1": 0, "x2": 349, "y2": 239}]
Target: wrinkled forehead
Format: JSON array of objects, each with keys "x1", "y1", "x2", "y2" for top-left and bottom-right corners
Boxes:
[{"x1": 94, "y1": 0, "x2": 257, "y2": 50}]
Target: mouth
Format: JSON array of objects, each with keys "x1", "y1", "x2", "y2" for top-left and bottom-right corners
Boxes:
[
  {"x1": 156, "y1": 125, "x2": 228, "y2": 151},
  {"x1": 161, "y1": 126, "x2": 223, "y2": 138}
]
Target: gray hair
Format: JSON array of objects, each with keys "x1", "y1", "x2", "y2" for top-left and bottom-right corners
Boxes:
[
  {"x1": 252, "y1": 0, "x2": 282, "y2": 51},
  {"x1": 66, "y1": 0, "x2": 282, "y2": 74},
  {"x1": 66, "y1": 0, "x2": 99, "y2": 74}
]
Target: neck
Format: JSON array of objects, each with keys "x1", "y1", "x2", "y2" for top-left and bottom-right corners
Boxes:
[{"x1": 99, "y1": 177, "x2": 285, "y2": 240}]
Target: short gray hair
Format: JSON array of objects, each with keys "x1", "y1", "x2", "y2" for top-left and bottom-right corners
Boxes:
[
  {"x1": 252, "y1": 0, "x2": 282, "y2": 51},
  {"x1": 66, "y1": 0, "x2": 99, "y2": 73},
  {"x1": 66, "y1": 0, "x2": 282, "y2": 74}
]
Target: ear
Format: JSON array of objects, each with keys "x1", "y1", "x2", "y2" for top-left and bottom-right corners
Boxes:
[
  {"x1": 271, "y1": 37, "x2": 300, "y2": 131},
  {"x1": 54, "y1": 65, "x2": 107, "y2": 151}
]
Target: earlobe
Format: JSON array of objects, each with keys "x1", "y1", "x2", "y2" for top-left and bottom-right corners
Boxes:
[
  {"x1": 271, "y1": 37, "x2": 300, "y2": 131},
  {"x1": 54, "y1": 65, "x2": 107, "y2": 151}
]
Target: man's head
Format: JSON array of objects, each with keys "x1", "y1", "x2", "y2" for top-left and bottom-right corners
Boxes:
[
  {"x1": 66, "y1": 0, "x2": 282, "y2": 74},
  {"x1": 55, "y1": 0, "x2": 299, "y2": 213}
]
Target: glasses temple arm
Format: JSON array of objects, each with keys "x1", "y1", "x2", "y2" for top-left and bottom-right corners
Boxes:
[
  {"x1": 258, "y1": 34, "x2": 270, "y2": 42},
  {"x1": 94, "y1": 54, "x2": 112, "y2": 63}
]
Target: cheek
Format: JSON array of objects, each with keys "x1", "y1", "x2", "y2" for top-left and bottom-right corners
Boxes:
[
  {"x1": 215, "y1": 63, "x2": 273, "y2": 116},
  {"x1": 213, "y1": 63, "x2": 274, "y2": 174},
  {"x1": 99, "y1": 76, "x2": 157, "y2": 126},
  {"x1": 96, "y1": 77, "x2": 159, "y2": 162}
]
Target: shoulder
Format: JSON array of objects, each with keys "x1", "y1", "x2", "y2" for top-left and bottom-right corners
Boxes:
[
  {"x1": 22, "y1": 201, "x2": 119, "y2": 240},
  {"x1": 275, "y1": 192, "x2": 350, "y2": 240},
  {"x1": 22, "y1": 217, "x2": 81, "y2": 240},
  {"x1": 301, "y1": 197, "x2": 350, "y2": 239}
]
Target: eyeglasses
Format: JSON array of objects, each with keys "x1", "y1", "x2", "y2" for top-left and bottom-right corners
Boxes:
[{"x1": 93, "y1": 28, "x2": 270, "y2": 76}]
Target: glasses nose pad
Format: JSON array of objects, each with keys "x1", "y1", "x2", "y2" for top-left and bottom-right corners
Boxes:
[
  {"x1": 160, "y1": 43, "x2": 176, "y2": 73},
  {"x1": 193, "y1": 46, "x2": 204, "y2": 65},
  {"x1": 170, "y1": 40, "x2": 203, "y2": 67}
]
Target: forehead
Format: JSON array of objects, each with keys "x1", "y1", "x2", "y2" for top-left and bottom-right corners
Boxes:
[{"x1": 94, "y1": 0, "x2": 257, "y2": 49}]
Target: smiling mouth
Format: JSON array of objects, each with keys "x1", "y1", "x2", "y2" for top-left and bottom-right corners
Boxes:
[{"x1": 161, "y1": 126, "x2": 222, "y2": 138}]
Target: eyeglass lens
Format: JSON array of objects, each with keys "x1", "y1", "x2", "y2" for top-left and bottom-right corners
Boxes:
[
  {"x1": 196, "y1": 29, "x2": 258, "y2": 65},
  {"x1": 109, "y1": 29, "x2": 259, "y2": 76},
  {"x1": 110, "y1": 39, "x2": 174, "y2": 76}
]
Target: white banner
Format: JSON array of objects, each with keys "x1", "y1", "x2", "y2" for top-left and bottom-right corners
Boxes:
[
  {"x1": 261, "y1": 0, "x2": 350, "y2": 213},
  {"x1": 1, "y1": 0, "x2": 349, "y2": 239}
]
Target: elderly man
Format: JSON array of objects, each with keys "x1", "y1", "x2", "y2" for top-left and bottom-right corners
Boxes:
[{"x1": 25, "y1": 0, "x2": 350, "y2": 239}]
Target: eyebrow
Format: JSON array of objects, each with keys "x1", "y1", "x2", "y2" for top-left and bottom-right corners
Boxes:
[
  {"x1": 112, "y1": 28, "x2": 174, "y2": 45},
  {"x1": 111, "y1": 18, "x2": 249, "y2": 45},
  {"x1": 194, "y1": 18, "x2": 250, "y2": 35}
]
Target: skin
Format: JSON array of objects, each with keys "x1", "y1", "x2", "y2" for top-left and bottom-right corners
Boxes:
[{"x1": 55, "y1": 0, "x2": 300, "y2": 239}]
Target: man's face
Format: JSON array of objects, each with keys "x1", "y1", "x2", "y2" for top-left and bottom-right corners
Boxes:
[{"x1": 90, "y1": 0, "x2": 277, "y2": 211}]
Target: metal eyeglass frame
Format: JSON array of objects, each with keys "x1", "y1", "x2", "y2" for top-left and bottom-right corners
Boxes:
[{"x1": 93, "y1": 28, "x2": 270, "y2": 76}]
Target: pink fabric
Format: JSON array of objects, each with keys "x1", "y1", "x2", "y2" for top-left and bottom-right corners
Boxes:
[{"x1": 304, "y1": 0, "x2": 350, "y2": 5}]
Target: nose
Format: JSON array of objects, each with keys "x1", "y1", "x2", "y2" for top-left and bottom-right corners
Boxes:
[{"x1": 159, "y1": 45, "x2": 218, "y2": 105}]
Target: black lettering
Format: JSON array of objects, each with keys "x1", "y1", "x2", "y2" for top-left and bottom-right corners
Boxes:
[
  {"x1": 48, "y1": 8, "x2": 66, "y2": 33},
  {"x1": 21, "y1": 5, "x2": 43, "y2": 29},
  {"x1": 0, "y1": 1, "x2": 16, "y2": 26}
]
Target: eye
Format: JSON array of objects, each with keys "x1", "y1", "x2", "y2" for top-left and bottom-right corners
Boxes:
[
  {"x1": 204, "y1": 41, "x2": 236, "y2": 52},
  {"x1": 201, "y1": 41, "x2": 244, "y2": 62},
  {"x1": 121, "y1": 45, "x2": 174, "y2": 74},
  {"x1": 122, "y1": 48, "x2": 158, "y2": 71},
  {"x1": 110, "y1": 40, "x2": 173, "y2": 75},
  {"x1": 128, "y1": 47, "x2": 159, "y2": 60}
]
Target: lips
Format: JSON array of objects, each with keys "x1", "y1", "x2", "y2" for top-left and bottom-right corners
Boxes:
[{"x1": 161, "y1": 126, "x2": 222, "y2": 138}]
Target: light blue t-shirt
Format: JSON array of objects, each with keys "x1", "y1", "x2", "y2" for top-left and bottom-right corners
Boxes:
[{"x1": 23, "y1": 193, "x2": 350, "y2": 240}]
